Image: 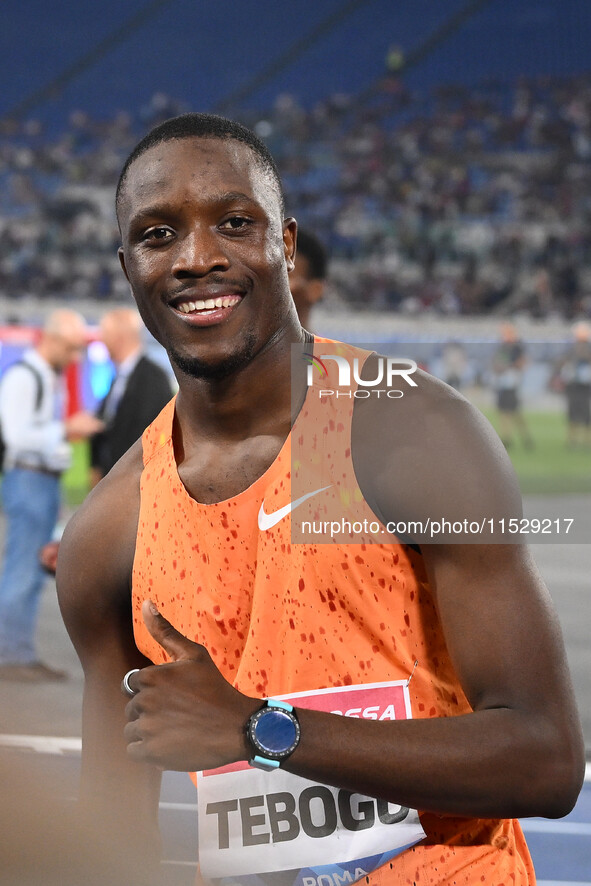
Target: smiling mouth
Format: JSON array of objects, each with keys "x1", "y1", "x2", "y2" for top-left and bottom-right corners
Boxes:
[{"x1": 174, "y1": 295, "x2": 242, "y2": 314}]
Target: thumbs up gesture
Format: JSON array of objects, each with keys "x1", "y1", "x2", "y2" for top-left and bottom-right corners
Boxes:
[{"x1": 123, "y1": 601, "x2": 257, "y2": 771}]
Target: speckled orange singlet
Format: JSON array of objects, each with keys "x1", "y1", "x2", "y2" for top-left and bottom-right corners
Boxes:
[{"x1": 132, "y1": 340, "x2": 535, "y2": 885}]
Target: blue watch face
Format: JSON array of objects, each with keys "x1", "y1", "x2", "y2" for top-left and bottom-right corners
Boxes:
[{"x1": 253, "y1": 708, "x2": 299, "y2": 756}]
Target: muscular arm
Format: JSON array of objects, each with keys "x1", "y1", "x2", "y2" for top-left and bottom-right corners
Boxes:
[
  {"x1": 310, "y1": 366, "x2": 584, "y2": 818},
  {"x1": 56, "y1": 443, "x2": 163, "y2": 882},
  {"x1": 289, "y1": 543, "x2": 582, "y2": 819},
  {"x1": 119, "y1": 370, "x2": 584, "y2": 823}
]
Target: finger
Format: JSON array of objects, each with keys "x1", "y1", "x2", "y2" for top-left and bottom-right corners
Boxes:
[
  {"x1": 126, "y1": 739, "x2": 165, "y2": 770},
  {"x1": 124, "y1": 695, "x2": 141, "y2": 721},
  {"x1": 141, "y1": 599, "x2": 201, "y2": 662},
  {"x1": 123, "y1": 719, "x2": 143, "y2": 745},
  {"x1": 121, "y1": 668, "x2": 141, "y2": 697},
  {"x1": 126, "y1": 738, "x2": 148, "y2": 763}
]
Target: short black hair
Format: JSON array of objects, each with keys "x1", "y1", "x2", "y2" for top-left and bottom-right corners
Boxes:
[
  {"x1": 116, "y1": 112, "x2": 285, "y2": 216},
  {"x1": 296, "y1": 228, "x2": 328, "y2": 280}
]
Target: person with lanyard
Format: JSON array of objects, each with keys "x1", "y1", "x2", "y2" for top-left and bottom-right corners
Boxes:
[
  {"x1": 56, "y1": 114, "x2": 584, "y2": 885},
  {"x1": 0, "y1": 309, "x2": 103, "y2": 682}
]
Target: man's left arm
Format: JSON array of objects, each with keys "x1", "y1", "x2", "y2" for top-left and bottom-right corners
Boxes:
[
  {"x1": 124, "y1": 536, "x2": 584, "y2": 820},
  {"x1": 121, "y1": 379, "x2": 585, "y2": 819}
]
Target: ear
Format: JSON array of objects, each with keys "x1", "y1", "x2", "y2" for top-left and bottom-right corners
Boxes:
[
  {"x1": 118, "y1": 246, "x2": 130, "y2": 282},
  {"x1": 283, "y1": 218, "x2": 297, "y2": 272}
]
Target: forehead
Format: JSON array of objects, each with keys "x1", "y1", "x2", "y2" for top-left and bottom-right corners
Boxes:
[
  {"x1": 119, "y1": 137, "x2": 281, "y2": 224},
  {"x1": 56, "y1": 325, "x2": 85, "y2": 347}
]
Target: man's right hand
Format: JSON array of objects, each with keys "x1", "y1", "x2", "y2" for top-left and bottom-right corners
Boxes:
[{"x1": 123, "y1": 601, "x2": 257, "y2": 772}]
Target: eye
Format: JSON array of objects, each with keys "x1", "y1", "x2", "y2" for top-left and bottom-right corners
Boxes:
[
  {"x1": 142, "y1": 226, "x2": 174, "y2": 242},
  {"x1": 219, "y1": 216, "x2": 251, "y2": 231}
]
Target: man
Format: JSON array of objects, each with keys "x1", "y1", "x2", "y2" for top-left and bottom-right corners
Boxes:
[
  {"x1": 288, "y1": 227, "x2": 327, "y2": 329},
  {"x1": 492, "y1": 322, "x2": 534, "y2": 449},
  {"x1": 553, "y1": 321, "x2": 591, "y2": 448},
  {"x1": 40, "y1": 307, "x2": 173, "y2": 577},
  {"x1": 57, "y1": 114, "x2": 584, "y2": 885},
  {"x1": 90, "y1": 306, "x2": 174, "y2": 486},
  {"x1": 0, "y1": 309, "x2": 103, "y2": 681}
]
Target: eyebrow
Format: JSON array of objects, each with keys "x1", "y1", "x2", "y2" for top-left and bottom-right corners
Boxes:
[{"x1": 125, "y1": 191, "x2": 265, "y2": 232}]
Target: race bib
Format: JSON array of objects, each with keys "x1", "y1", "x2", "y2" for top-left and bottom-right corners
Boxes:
[{"x1": 197, "y1": 681, "x2": 426, "y2": 886}]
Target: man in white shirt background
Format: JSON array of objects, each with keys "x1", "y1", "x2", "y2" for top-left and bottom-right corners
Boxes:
[{"x1": 0, "y1": 309, "x2": 103, "y2": 682}]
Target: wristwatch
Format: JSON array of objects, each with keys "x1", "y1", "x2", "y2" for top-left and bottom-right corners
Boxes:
[{"x1": 246, "y1": 698, "x2": 301, "y2": 771}]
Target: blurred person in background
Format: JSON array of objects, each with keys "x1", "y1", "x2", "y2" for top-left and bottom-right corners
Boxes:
[
  {"x1": 553, "y1": 321, "x2": 591, "y2": 448},
  {"x1": 0, "y1": 309, "x2": 103, "y2": 682},
  {"x1": 90, "y1": 307, "x2": 174, "y2": 487},
  {"x1": 441, "y1": 340, "x2": 468, "y2": 391},
  {"x1": 288, "y1": 227, "x2": 327, "y2": 330},
  {"x1": 492, "y1": 322, "x2": 534, "y2": 450}
]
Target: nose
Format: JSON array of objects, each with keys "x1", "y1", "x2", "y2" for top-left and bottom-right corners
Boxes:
[{"x1": 171, "y1": 227, "x2": 230, "y2": 277}]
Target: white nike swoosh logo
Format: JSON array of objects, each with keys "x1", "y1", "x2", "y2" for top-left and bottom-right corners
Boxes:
[{"x1": 258, "y1": 485, "x2": 332, "y2": 531}]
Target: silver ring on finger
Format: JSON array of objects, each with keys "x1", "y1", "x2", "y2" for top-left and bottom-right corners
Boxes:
[{"x1": 121, "y1": 668, "x2": 141, "y2": 697}]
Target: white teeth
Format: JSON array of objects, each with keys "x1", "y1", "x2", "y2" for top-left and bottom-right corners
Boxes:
[{"x1": 177, "y1": 295, "x2": 240, "y2": 313}]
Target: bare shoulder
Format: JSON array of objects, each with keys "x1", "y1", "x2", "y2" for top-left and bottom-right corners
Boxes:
[
  {"x1": 56, "y1": 440, "x2": 144, "y2": 663},
  {"x1": 352, "y1": 359, "x2": 522, "y2": 541}
]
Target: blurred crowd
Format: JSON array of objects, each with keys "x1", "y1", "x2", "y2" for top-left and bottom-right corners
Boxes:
[{"x1": 1, "y1": 72, "x2": 591, "y2": 319}]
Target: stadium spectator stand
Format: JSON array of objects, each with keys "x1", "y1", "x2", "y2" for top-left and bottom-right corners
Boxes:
[{"x1": 1, "y1": 72, "x2": 591, "y2": 322}]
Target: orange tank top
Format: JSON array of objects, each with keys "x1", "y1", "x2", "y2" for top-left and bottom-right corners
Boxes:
[{"x1": 132, "y1": 341, "x2": 535, "y2": 886}]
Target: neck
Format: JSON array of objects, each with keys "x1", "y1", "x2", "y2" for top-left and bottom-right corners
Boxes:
[
  {"x1": 174, "y1": 324, "x2": 310, "y2": 442},
  {"x1": 34, "y1": 343, "x2": 58, "y2": 372},
  {"x1": 297, "y1": 307, "x2": 311, "y2": 329}
]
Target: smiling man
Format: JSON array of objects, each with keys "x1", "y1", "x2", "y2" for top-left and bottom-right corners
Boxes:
[{"x1": 57, "y1": 114, "x2": 584, "y2": 886}]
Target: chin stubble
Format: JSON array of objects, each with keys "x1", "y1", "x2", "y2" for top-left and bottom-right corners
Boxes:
[{"x1": 168, "y1": 333, "x2": 259, "y2": 381}]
